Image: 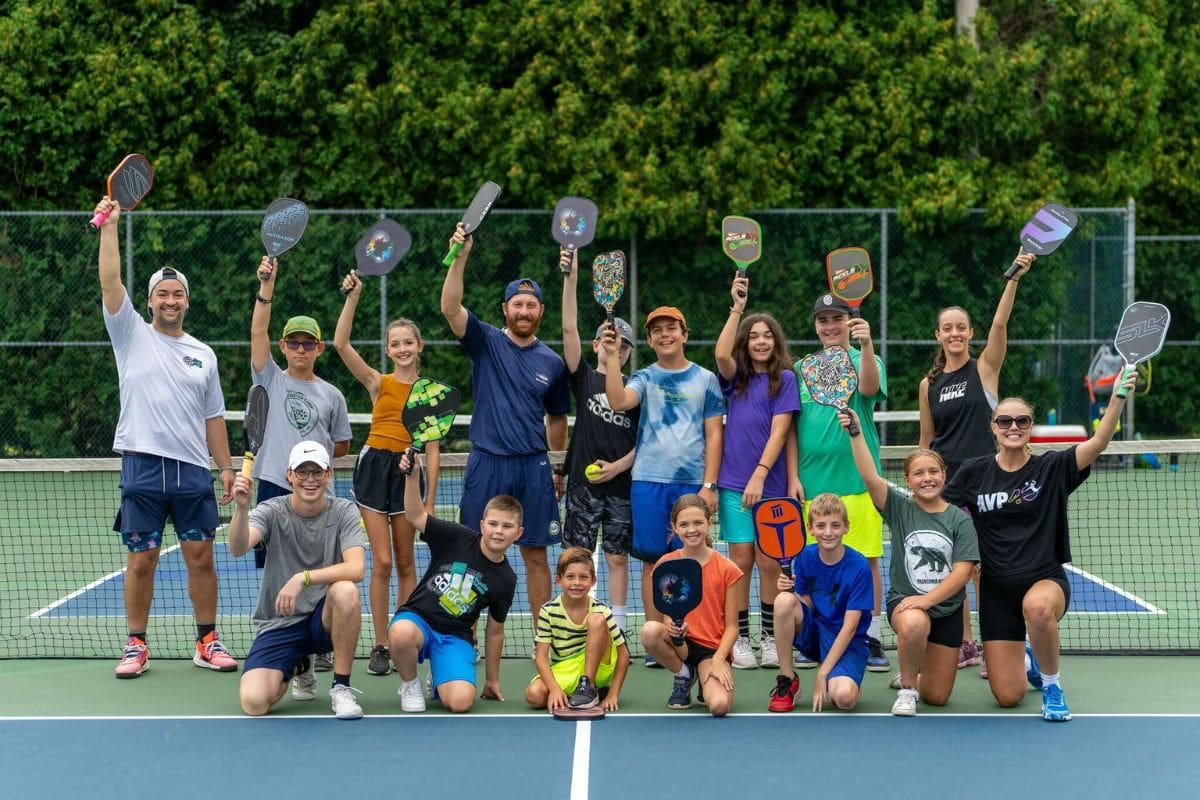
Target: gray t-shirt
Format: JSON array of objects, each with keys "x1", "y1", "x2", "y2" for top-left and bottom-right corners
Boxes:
[
  {"x1": 881, "y1": 486, "x2": 979, "y2": 618},
  {"x1": 250, "y1": 359, "x2": 351, "y2": 489},
  {"x1": 247, "y1": 496, "x2": 365, "y2": 633}
]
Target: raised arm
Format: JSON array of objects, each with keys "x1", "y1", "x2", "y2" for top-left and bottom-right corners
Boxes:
[
  {"x1": 714, "y1": 274, "x2": 747, "y2": 381},
  {"x1": 850, "y1": 318, "x2": 881, "y2": 397},
  {"x1": 839, "y1": 408, "x2": 887, "y2": 510},
  {"x1": 440, "y1": 223, "x2": 473, "y2": 338},
  {"x1": 250, "y1": 256, "x2": 276, "y2": 373},
  {"x1": 1075, "y1": 369, "x2": 1136, "y2": 469},
  {"x1": 560, "y1": 248, "x2": 582, "y2": 373},
  {"x1": 333, "y1": 271, "x2": 382, "y2": 398},
  {"x1": 602, "y1": 328, "x2": 640, "y2": 411},
  {"x1": 95, "y1": 196, "x2": 126, "y2": 315},
  {"x1": 977, "y1": 250, "x2": 1035, "y2": 393}
]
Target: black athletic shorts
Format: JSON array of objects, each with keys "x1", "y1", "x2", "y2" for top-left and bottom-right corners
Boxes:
[
  {"x1": 887, "y1": 599, "x2": 963, "y2": 649},
  {"x1": 979, "y1": 566, "x2": 1071, "y2": 642},
  {"x1": 352, "y1": 446, "x2": 423, "y2": 516}
]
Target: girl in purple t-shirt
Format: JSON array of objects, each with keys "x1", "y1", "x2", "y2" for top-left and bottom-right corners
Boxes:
[{"x1": 714, "y1": 273, "x2": 801, "y2": 670}]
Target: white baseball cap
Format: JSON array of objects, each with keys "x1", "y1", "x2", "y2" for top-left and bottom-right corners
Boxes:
[
  {"x1": 147, "y1": 266, "x2": 190, "y2": 296},
  {"x1": 288, "y1": 441, "x2": 331, "y2": 471}
]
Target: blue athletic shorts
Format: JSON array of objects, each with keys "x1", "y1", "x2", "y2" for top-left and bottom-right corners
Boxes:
[
  {"x1": 793, "y1": 604, "x2": 867, "y2": 685},
  {"x1": 113, "y1": 453, "x2": 219, "y2": 552},
  {"x1": 390, "y1": 610, "x2": 477, "y2": 689},
  {"x1": 630, "y1": 481, "x2": 695, "y2": 562},
  {"x1": 717, "y1": 488, "x2": 755, "y2": 544},
  {"x1": 460, "y1": 450, "x2": 561, "y2": 547},
  {"x1": 244, "y1": 597, "x2": 333, "y2": 675}
]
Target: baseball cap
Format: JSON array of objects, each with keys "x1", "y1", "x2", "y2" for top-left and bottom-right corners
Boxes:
[
  {"x1": 288, "y1": 441, "x2": 331, "y2": 471},
  {"x1": 812, "y1": 293, "x2": 852, "y2": 317},
  {"x1": 644, "y1": 306, "x2": 686, "y2": 330},
  {"x1": 504, "y1": 278, "x2": 543, "y2": 302},
  {"x1": 147, "y1": 266, "x2": 189, "y2": 296},
  {"x1": 595, "y1": 318, "x2": 635, "y2": 347},
  {"x1": 281, "y1": 316, "x2": 322, "y2": 340}
]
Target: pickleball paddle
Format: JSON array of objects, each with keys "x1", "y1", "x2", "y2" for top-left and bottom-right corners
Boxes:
[
  {"x1": 1004, "y1": 203, "x2": 1078, "y2": 278},
  {"x1": 722, "y1": 216, "x2": 761, "y2": 299},
  {"x1": 90, "y1": 154, "x2": 154, "y2": 230},
  {"x1": 826, "y1": 247, "x2": 873, "y2": 319},
  {"x1": 753, "y1": 497, "x2": 806, "y2": 578},
  {"x1": 442, "y1": 181, "x2": 502, "y2": 266},
  {"x1": 651, "y1": 557, "x2": 703, "y2": 646},
  {"x1": 1112, "y1": 302, "x2": 1170, "y2": 398},
  {"x1": 799, "y1": 345, "x2": 861, "y2": 437},
  {"x1": 553, "y1": 197, "x2": 598, "y2": 273}
]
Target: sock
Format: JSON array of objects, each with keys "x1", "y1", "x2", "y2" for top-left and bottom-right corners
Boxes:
[
  {"x1": 612, "y1": 606, "x2": 627, "y2": 632},
  {"x1": 196, "y1": 623, "x2": 216, "y2": 641},
  {"x1": 674, "y1": 663, "x2": 692, "y2": 680},
  {"x1": 867, "y1": 615, "x2": 881, "y2": 640},
  {"x1": 1042, "y1": 672, "x2": 1060, "y2": 688},
  {"x1": 738, "y1": 609, "x2": 750, "y2": 638},
  {"x1": 333, "y1": 673, "x2": 351, "y2": 688},
  {"x1": 128, "y1": 631, "x2": 147, "y2": 644},
  {"x1": 760, "y1": 602, "x2": 775, "y2": 637}
]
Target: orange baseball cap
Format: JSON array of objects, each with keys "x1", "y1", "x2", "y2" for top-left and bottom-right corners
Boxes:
[{"x1": 644, "y1": 306, "x2": 686, "y2": 330}]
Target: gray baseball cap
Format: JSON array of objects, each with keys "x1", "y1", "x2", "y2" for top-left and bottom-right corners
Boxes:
[{"x1": 596, "y1": 318, "x2": 634, "y2": 347}]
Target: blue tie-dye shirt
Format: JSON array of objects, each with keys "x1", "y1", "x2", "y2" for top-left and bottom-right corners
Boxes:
[{"x1": 627, "y1": 362, "x2": 725, "y2": 484}]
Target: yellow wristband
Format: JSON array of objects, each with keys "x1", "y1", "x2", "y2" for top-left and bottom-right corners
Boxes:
[{"x1": 303, "y1": 570, "x2": 312, "y2": 587}]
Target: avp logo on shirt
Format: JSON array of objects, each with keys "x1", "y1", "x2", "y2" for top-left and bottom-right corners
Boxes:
[
  {"x1": 586, "y1": 392, "x2": 631, "y2": 428},
  {"x1": 182, "y1": 356, "x2": 204, "y2": 369},
  {"x1": 938, "y1": 380, "x2": 967, "y2": 403},
  {"x1": 977, "y1": 479, "x2": 1042, "y2": 512}
]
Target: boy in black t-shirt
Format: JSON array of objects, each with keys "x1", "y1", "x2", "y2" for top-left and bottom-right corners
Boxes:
[{"x1": 388, "y1": 453, "x2": 520, "y2": 713}]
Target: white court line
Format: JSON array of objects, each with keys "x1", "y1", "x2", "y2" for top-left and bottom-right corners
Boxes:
[
  {"x1": 1064, "y1": 564, "x2": 1166, "y2": 614},
  {"x1": 570, "y1": 721, "x2": 591, "y2": 800},
  {"x1": 28, "y1": 543, "x2": 184, "y2": 619},
  {"x1": 4, "y1": 712, "x2": 1200, "y2": 722}
]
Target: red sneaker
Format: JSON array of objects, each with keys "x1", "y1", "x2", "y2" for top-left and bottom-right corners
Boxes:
[
  {"x1": 768, "y1": 673, "x2": 800, "y2": 712},
  {"x1": 193, "y1": 631, "x2": 238, "y2": 672}
]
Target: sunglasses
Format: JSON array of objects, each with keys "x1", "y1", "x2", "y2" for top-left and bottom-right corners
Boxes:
[
  {"x1": 993, "y1": 415, "x2": 1033, "y2": 430},
  {"x1": 284, "y1": 339, "x2": 320, "y2": 351}
]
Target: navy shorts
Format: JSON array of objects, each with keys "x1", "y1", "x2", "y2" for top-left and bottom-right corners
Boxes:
[
  {"x1": 979, "y1": 566, "x2": 1071, "y2": 642},
  {"x1": 887, "y1": 599, "x2": 963, "y2": 649},
  {"x1": 244, "y1": 597, "x2": 333, "y2": 675},
  {"x1": 460, "y1": 450, "x2": 561, "y2": 547},
  {"x1": 113, "y1": 453, "x2": 219, "y2": 552},
  {"x1": 563, "y1": 483, "x2": 632, "y2": 555},
  {"x1": 630, "y1": 481, "x2": 695, "y2": 562},
  {"x1": 353, "y1": 446, "x2": 423, "y2": 516}
]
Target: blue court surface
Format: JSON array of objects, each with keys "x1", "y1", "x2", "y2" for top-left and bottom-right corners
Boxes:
[{"x1": 2, "y1": 714, "x2": 1198, "y2": 799}]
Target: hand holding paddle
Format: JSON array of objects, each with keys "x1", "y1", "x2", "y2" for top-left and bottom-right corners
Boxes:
[
  {"x1": 753, "y1": 498, "x2": 806, "y2": 578},
  {"x1": 799, "y1": 345, "x2": 861, "y2": 436},
  {"x1": 90, "y1": 154, "x2": 154, "y2": 230},
  {"x1": 443, "y1": 181, "x2": 501, "y2": 266},
  {"x1": 722, "y1": 216, "x2": 762, "y2": 299},
  {"x1": 1112, "y1": 301, "x2": 1171, "y2": 399},
  {"x1": 553, "y1": 197, "x2": 598, "y2": 272},
  {"x1": 1005, "y1": 203, "x2": 1077, "y2": 279},
  {"x1": 341, "y1": 218, "x2": 412, "y2": 295},
  {"x1": 651, "y1": 558, "x2": 704, "y2": 646}
]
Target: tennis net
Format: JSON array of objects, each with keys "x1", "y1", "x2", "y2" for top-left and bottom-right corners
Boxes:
[{"x1": 2, "y1": 441, "x2": 1198, "y2": 659}]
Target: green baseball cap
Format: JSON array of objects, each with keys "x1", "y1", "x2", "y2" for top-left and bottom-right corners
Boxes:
[{"x1": 281, "y1": 316, "x2": 322, "y2": 340}]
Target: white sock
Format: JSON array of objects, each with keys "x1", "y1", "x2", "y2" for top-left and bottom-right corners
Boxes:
[
  {"x1": 868, "y1": 615, "x2": 881, "y2": 640},
  {"x1": 674, "y1": 663, "x2": 692, "y2": 680},
  {"x1": 612, "y1": 606, "x2": 627, "y2": 632},
  {"x1": 1042, "y1": 672, "x2": 1060, "y2": 688}
]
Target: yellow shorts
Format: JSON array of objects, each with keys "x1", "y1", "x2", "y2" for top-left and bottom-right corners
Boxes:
[
  {"x1": 804, "y1": 491, "x2": 883, "y2": 558},
  {"x1": 529, "y1": 640, "x2": 619, "y2": 692}
]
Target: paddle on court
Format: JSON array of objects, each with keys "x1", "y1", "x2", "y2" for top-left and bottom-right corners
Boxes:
[
  {"x1": 442, "y1": 181, "x2": 502, "y2": 266},
  {"x1": 553, "y1": 197, "x2": 598, "y2": 273},
  {"x1": 341, "y1": 218, "x2": 412, "y2": 295},
  {"x1": 90, "y1": 154, "x2": 154, "y2": 230},
  {"x1": 1112, "y1": 302, "x2": 1171, "y2": 398},
  {"x1": 551, "y1": 704, "x2": 605, "y2": 721},
  {"x1": 1004, "y1": 203, "x2": 1078, "y2": 278},
  {"x1": 240, "y1": 385, "x2": 269, "y2": 479},
  {"x1": 799, "y1": 345, "x2": 861, "y2": 437},
  {"x1": 399, "y1": 377, "x2": 462, "y2": 474},
  {"x1": 652, "y1": 558, "x2": 703, "y2": 646},
  {"x1": 591, "y1": 250, "x2": 626, "y2": 330},
  {"x1": 260, "y1": 198, "x2": 309, "y2": 260},
  {"x1": 722, "y1": 216, "x2": 762, "y2": 299},
  {"x1": 753, "y1": 497, "x2": 806, "y2": 578},
  {"x1": 826, "y1": 247, "x2": 873, "y2": 318}
]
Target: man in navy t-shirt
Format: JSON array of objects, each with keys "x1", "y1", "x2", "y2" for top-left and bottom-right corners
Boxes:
[{"x1": 440, "y1": 223, "x2": 570, "y2": 641}]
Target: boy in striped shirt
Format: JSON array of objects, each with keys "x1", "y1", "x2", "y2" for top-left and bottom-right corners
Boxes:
[{"x1": 525, "y1": 547, "x2": 630, "y2": 711}]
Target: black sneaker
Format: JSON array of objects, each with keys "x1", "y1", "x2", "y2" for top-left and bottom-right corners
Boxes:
[
  {"x1": 568, "y1": 676, "x2": 599, "y2": 709},
  {"x1": 667, "y1": 668, "x2": 696, "y2": 709},
  {"x1": 867, "y1": 637, "x2": 890, "y2": 672},
  {"x1": 314, "y1": 652, "x2": 333, "y2": 672},
  {"x1": 367, "y1": 644, "x2": 393, "y2": 676}
]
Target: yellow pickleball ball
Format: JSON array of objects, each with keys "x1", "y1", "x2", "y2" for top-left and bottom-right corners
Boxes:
[{"x1": 585, "y1": 463, "x2": 602, "y2": 482}]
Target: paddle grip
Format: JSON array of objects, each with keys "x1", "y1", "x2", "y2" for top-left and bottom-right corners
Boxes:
[
  {"x1": 1003, "y1": 257, "x2": 1022, "y2": 280},
  {"x1": 240, "y1": 452, "x2": 255, "y2": 480},
  {"x1": 843, "y1": 406, "x2": 861, "y2": 437},
  {"x1": 671, "y1": 617, "x2": 685, "y2": 647},
  {"x1": 400, "y1": 447, "x2": 417, "y2": 476},
  {"x1": 442, "y1": 242, "x2": 463, "y2": 267},
  {"x1": 782, "y1": 560, "x2": 793, "y2": 580},
  {"x1": 1114, "y1": 365, "x2": 1135, "y2": 399},
  {"x1": 736, "y1": 267, "x2": 746, "y2": 299},
  {"x1": 89, "y1": 209, "x2": 110, "y2": 230}
]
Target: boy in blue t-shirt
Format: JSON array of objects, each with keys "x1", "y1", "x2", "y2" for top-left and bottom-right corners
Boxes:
[
  {"x1": 768, "y1": 493, "x2": 873, "y2": 713},
  {"x1": 600, "y1": 306, "x2": 724, "y2": 643}
]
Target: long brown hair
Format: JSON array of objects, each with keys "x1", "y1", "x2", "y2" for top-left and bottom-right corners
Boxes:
[
  {"x1": 925, "y1": 305, "x2": 973, "y2": 382},
  {"x1": 386, "y1": 317, "x2": 423, "y2": 370},
  {"x1": 732, "y1": 312, "x2": 792, "y2": 398}
]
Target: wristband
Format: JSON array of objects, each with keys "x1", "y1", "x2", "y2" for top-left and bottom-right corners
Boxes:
[
  {"x1": 756, "y1": 462, "x2": 770, "y2": 473},
  {"x1": 303, "y1": 570, "x2": 312, "y2": 587},
  {"x1": 553, "y1": 465, "x2": 567, "y2": 477},
  {"x1": 255, "y1": 293, "x2": 272, "y2": 304},
  {"x1": 729, "y1": 307, "x2": 743, "y2": 315},
  {"x1": 218, "y1": 466, "x2": 234, "y2": 473}
]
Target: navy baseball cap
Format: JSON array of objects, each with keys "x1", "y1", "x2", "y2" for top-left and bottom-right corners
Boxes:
[
  {"x1": 504, "y1": 278, "x2": 543, "y2": 302},
  {"x1": 812, "y1": 293, "x2": 852, "y2": 317}
]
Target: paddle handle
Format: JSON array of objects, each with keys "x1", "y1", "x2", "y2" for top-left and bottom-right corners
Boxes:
[
  {"x1": 89, "y1": 209, "x2": 110, "y2": 230},
  {"x1": 841, "y1": 404, "x2": 860, "y2": 437},
  {"x1": 781, "y1": 560, "x2": 793, "y2": 579},
  {"x1": 1114, "y1": 365, "x2": 1136, "y2": 399},
  {"x1": 735, "y1": 266, "x2": 746, "y2": 299},
  {"x1": 240, "y1": 452, "x2": 255, "y2": 480},
  {"x1": 1003, "y1": 258, "x2": 1022, "y2": 280},
  {"x1": 605, "y1": 304, "x2": 615, "y2": 330},
  {"x1": 442, "y1": 241, "x2": 463, "y2": 267},
  {"x1": 670, "y1": 616, "x2": 685, "y2": 646},
  {"x1": 400, "y1": 447, "x2": 418, "y2": 475}
]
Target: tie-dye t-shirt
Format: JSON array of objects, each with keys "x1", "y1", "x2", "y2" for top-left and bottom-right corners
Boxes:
[{"x1": 627, "y1": 362, "x2": 725, "y2": 484}]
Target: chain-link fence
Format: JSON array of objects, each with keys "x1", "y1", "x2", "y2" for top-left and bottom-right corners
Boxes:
[{"x1": 2, "y1": 204, "x2": 1179, "y2": 457}]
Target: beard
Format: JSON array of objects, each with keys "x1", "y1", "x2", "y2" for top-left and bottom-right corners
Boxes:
[{"x1": 506, "y1": 310, "x2": 543, "y2": 337}]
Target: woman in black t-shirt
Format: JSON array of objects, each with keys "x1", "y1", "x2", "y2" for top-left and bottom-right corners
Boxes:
[{"x1": 943, "y1": 372, "x2": 1135, "y2": 722}]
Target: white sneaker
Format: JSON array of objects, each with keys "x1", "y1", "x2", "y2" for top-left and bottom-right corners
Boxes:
[
  {"x1": 759, "y1": 635, "x2": 779, "y2": 668},
  {"x1": 291, "y1": 656, "x2": 316, "y2": 702},
  {"x1": 888, "y1": 672, "x2": 903, "y2": 690},
  {"x1": 794, "y1": 653, "x2": 819, "y2": 669},
  {"x1": 399, "y1": 677, "x2": 426, "y2": 712},
  {"x1": 329, "y1": 684, "x2": 363, "y2": 720},
  {"x1": 731, "y1": 635, "x2": 757, "y2": 669},
  {"x1": 892, "y1": 688, "x2": 918, "y2": 717}
]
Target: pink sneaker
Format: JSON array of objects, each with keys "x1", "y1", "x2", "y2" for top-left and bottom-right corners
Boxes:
[
  {"x1": 115, "y1": 636, "x2": 149, "y2": 679},
  {"x1": 193, "y1": 631, "x2": 238, "y2": 672}
]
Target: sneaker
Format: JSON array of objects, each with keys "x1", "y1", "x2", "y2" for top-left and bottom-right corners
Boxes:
[
  {"x1": 759, "y1": 635, "x2": 779, "y2": 668},
  {"x1": 866, "y1": 637, "x2": 890, "y2": 672},
  {"x1": 794, "y1": 653, "x2": 819, "y2": 669},
  {"x1": 568, "y1": 676, "x2": 599, "y2": 709},
  {"x1": 1041, "y1": 683, "x2": 1071, "y2": 722},
  {"x1": 474, "y1": 646, "x2": 482, "y2": 664},
  {"x1": 399, "y1": 677, "x2": 426, "y2": 712},
  {"x1": 114, "y1": 636, "x2": 149, "y2": 679},
  {"x1": 424, "y1": 669, "x2": 433, "y2": 699},
  {"x1": 314, "y1": 652, "x2": 333, "y2": 672},
  {"x1": 768, "y1": 674, "x2": 799, "y2": 713},
  {"x1": 193, "y1": 631, "x2": 237, "y2": 672},
  {"x1": 329, "y1": 684, "x2": 364, "y2": 720},
  {"x1": 888, "y1": 672, "x2": 903, "y2": 690},
  {"x1": 958, "y1": 639, "x2": 982, "y2": 669},
  {"x1": 667, "y1": 668, "x2": 696, "y2": 709},
  {"x1": 1025, "y1": 643, "x2": 1043, "y2": 689},
  {"x1": 980, "y1": 652, "x2": 989, "y2": 680},
  {"x1": 645, "y1": 653, "x2": 663, "y2": 669},
  {"x1": 892, "y1": 688, "x2": 919, "y2": 717},
  {"x1": 291, "y1": 656, "x2": 316, "y2": 702},
  {"x1": 367, "y1": 644, "x2": 392, "y2": 676},
  {"x1": 731, "y1": 635, "x2": 757, "y2": 669}
]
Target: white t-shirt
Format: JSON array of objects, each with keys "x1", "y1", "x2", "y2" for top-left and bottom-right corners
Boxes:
[
  {"x1": 251, "y1": 358, "x2": 351, "y2": 488},
  {"x1": 103, "y1": 293, "x2": 224, "y2": 468}
]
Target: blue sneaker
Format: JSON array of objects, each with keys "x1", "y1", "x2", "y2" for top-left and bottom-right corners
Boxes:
[
  {"x1": 866, "y1": 637, "x2": 890, "y2": 672},
  {"x1": 1041, "y1": 683, "x2": 1071, "y2": 721},
  {"x1": 667, "y1": 667, "x2": 696, "y2": 709},
  {"x1": 1025, "y1": 643, "x2": 1043, "y2": 690}
]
